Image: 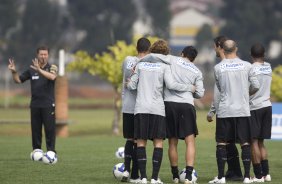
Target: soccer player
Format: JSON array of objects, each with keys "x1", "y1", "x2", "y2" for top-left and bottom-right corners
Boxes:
[
  {"x1": 249, "y1": 43, "x2": 272, "y2": 182},
  {"x1": 121, "y1": 37, "x2": 151, "y2": 183},
  {"x1": 127, "y1": 40, "x2": 195, "y2": 184},
  {"x1": 8, "y1": 46, "x2": 58, "y2": 155},
  {"x1": 208, "y1": 40, "x2": 260, "y2": 184},
  {"x1": 207, "y1": 36, "x2": 243, "y2": 181},
  {"x1": 163, "y1": 46, "x2": 204, "y2": 184}
]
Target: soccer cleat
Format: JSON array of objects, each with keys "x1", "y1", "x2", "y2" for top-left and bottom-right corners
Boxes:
[
  {"x1": 264, "y1": 175, "x2": 271, "y2": 182},
  {"x1": 138, "y1": 178, "x2": 148, "y2": 184},
  {"x1": 184, "y1": 178, "x2": 193, "y2": 184},
  {"x1": 129, "y1": 177, "x2": 141, "y2": 183},
  {"x1": 208, "y1": 176, "x2": 226, "y2": 183},
  {"x1": 172, "y1": 178, "x2": 179, "y2": 183},
  {"x1": 121, "y1": 171, "x2": 130, "y2": 182},
  {"x1": 150, "y1": 178, "x2": 163, "y2": 184},
  {"x1": 252, "y1": 177, "x2": 264, "y2": 183},
  {"x1": 243, "y1": 177, "x2": 253, "y2": 183}
]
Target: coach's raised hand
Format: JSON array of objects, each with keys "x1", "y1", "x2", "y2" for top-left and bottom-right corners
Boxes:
[
  {"x1": 8, "y1": 58, "x2": 17, "y2": 73},
  {"x1": 30, "y1": 58, "x2": 41, "y2": 71}
]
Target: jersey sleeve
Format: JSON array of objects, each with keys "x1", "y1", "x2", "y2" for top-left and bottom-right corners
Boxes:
[
  {"x1": 193, "y1": 72, "x2": 205, "y2": 99},
  {"x1": 19, "y1": 69, "x2": 31, "y2": 83},
  {"x1": 248, "y1": 65, "x2": 260, "y2": 95},
  {"x1": 164, "y1": 65, "x2": 194, "y2": 92},
  {"x1": 127, "y1": 64, "x2": 139, "y2": 90}
]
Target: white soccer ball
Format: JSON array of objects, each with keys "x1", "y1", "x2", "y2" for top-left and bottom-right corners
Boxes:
[
  {"x1": 42, "y1": 151, "x2": 58, "y2": 164},
  {"x1": 179, "y1": 168, "x2": 198, "y2": 183},
  {"x1": 113, "y1": 163, "x2": 125, "y2": 180},
  {"x1": 115, "y1": 147, "x2": 125, "y2": 159},
  {"x1": 30, "y1": 149, "x2": 44, "y2": 161}
]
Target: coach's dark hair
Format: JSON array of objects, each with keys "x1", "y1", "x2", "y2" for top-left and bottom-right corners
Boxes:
[
  {"x1": 214, "y1": 36, "x2": 228, "y2": 48},
  {"x1": 136, "y1": 38, "x2": 151, "y2": 53},
  {"x1": 251, "y1": 43, "x2": 265, "y2": 58},
  {"x1": 182, "y1": 46, "x2": 198, "y2": 62},
  {"x1": 150, "y1": 39, "x2": 170, "y2": 55},
  {"x1": 37, "y1": 45, "x2": 49, "y2": 54}
]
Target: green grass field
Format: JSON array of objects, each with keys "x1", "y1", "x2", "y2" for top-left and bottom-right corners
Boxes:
[{"x1": 0, "y1": 109, "x2": 282, "y2": 184}]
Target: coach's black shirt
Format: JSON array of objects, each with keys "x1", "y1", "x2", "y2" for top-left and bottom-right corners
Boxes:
[{"x1": 19, "y1": 63, "x2": 56, "y2": 108}]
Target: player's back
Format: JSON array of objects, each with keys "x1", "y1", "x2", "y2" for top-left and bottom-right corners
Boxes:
[
  {"x1": 164, "y1": 55, "x2": 204, "y2": 105},
  {"x1": 134, "y1": 62, "x2": 167, "y2": 116},
  {"x1": 249, "y1": 62, "x2": 272, "y2": 110},
  {"x1": 122, "y1": 56, "x2": 139, "y2": 113},
  {"x1": 214, "y1": 58, "x2": 252, "y2": 117}
]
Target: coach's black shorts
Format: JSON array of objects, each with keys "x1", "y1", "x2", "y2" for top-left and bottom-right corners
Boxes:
[
  {"x1": 165, "y1": 102, "x2": 198, "y2": 139},
  {"x1": 250, "y1": 106, "x2": 272, "y2": 139},
  {"x1": 123, "y1": 113, "x2": 135, "y2": 139},
  {"x1": 134, "y1": 113, "x2": 166, "y2": 140},
  {"x1": 216, "y1": 117, "x2": 251, "y2": 144}
]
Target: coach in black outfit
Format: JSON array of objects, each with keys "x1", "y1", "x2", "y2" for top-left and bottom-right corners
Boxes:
[{"x1": 8, "y1": 46, "x2": 58, "y2": 152}]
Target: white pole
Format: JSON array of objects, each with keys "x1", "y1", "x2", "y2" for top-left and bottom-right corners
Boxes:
[{"x1": 59, "y1": 49, "x2": 65, "y2": 76}]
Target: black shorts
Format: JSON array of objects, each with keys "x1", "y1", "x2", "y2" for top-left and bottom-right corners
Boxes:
[
  {"x1": 165, "y1": 102, "x2": 198, "y2": 139},
  {"x1": 134, "y1": 113, "x2": 166, "y2": 140},
  {"x1": 123, "y1": 113, "x2": 135, "y2": 139},
  {"x1": 250, "y1": 106, "x2": 272, "y2": 139},
  {"x1": 216, "y1": 117, "x2": 252, "y2": 144}
]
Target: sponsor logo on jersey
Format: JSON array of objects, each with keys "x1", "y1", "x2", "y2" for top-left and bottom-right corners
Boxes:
[
  {"x1": 219, "y1": 62, "x2": 245, "y2": 71},
  {"x1": 139, "y1": 62, "x2": 161, "y2": 71},
  {"x1": 176, "y1": 58, "x2": 199, "y2": 73},
  {"x1": 32, "y1": 75, "x2": 39, "y2": 80},
  {"x1": 253, "y1": 66, "x2": 272, "y2": 75},
  {"x1": 126, "y1": 60, "x2": 136, "y2": 69}
]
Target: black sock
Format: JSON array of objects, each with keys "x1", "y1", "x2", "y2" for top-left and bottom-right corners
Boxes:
[
  {"x1": 253, "y1": 163, "x2": 263, "y2": 179},
  {"x1": 137, "y1": 147, "x2": 147, "y2": 179},
  {"x1": 185, "y1": 166, "x2": 193, "y2": 181},
  {"x1": 124, "y1": 140, "x2": 134, "y2": 172},
  {"x1": 226, "y1": 143, "x2": 242, "y2": 176},
  {"x1": 151, "y1": 147, "x2": 163, "y2": 180},
  {"x1": 216, "y1": 145, "x2": 227, "y2": 179},
  {"x1": 261, "y1": 160, "x2": 269, "y2": 176},
  {"x1": 131, "y1": 143, "x2": 139, "y2": 179},
  {"x1": 241, "y1": 145, "x2": 251, "y2": 178},
  {"x1": 171, "y1": 166, "x2": 179, "y2": 179}
]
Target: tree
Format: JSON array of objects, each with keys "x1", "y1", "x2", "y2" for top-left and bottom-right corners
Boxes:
[
  {"x1": 0, "y1": 0, "x2": 19, "y2": 63},
  {"x1": 219, "y1": 0, "x2": 282, "y2": 63},
  {"x1": 7, "y1": 0, "x2": 65, "y2": 67},
  {"x1": 68, "y1": 0, "x2": 137, "y2": 54},
  {"x1": 144, "y1": 0, "x2": 171, "y2": 38},
  {"x1": 195, "y1": 24, "x2": 214, "y2": 50},
  {"x1": 67, "y1": 37, "x2": 158, "y2": 135},
  {"x1": 271, "y1": 65, "x2": 282, "y2": 102}
]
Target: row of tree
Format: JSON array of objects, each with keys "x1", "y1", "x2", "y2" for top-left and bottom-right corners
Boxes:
[{"x1": 0, "y1": 0, "x2": 170, "y2": 67}]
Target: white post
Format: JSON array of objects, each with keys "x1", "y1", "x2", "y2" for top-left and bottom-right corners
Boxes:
[{"x1": 59, "y1": 49, "x2": 65, "y2": 76}]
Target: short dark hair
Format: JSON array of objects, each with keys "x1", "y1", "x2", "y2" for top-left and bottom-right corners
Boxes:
[
  {"x1": 150, "y1": 39, "x2": 170, "y2": 55},
  {"x1": 214, "y1": 36, "x2": 228, "y2": 48},
  {"x1": 251, "y1": 43, "x2": 265, "y2": 58},
  {"x1": 37, "y1": 45, "x2": 49, "y2": 54},
  {"x1": 182, "y1": 46, "x2": 198, "y2": 62},
  {"x1": 136, "y1": 38, "x2": 151, "y2": 53}
]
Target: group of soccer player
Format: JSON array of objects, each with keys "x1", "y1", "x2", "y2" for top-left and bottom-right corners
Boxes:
[{"x1": 120, "y1": 36, "x2": 272, "y2": 184}]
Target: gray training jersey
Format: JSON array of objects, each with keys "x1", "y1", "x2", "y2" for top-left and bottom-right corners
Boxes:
[
  {"x1": 207, "y1": 84, "x2": 220, "y2": 116},
  {"x1": 214, "y1": 57, "x2": 260, "y2": 118},
  {"x1": 127, "y1": 61, "x2": 194, "y2": 117},
  {"x1": 249, "y1": 62, "x2": 272, "y2": 110},
  {"x1": 121, "y1": 56, "x2": 139, "y2": 114},
  {"x1": 163, "y1": 55, "x2": 204, "y2": 105}
]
